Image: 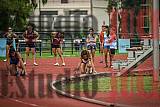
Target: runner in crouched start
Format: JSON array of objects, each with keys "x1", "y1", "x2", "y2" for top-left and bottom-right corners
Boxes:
[
  {"x1": 75, "y1": 50, "x2": 96, "y2": 74},
  {"x1": 9, "y1": 46, "x2": 26, "y2": 76}
]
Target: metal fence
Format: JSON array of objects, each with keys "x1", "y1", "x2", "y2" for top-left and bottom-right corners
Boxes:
[
  {"x1": 1, "y1": 31, "x2": 149, "y2": 56},
  {"x1": 15, "y1": 32, "x2": 101, "y2": 56}
]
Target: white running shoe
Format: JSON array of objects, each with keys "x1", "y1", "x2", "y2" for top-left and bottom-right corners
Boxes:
[
  {"x1": 54, "y1": 63, "x2": 59, "y2": 66},
  {"x1": 34, "y1": 62, "x2": 38, "y2": 66},
  {"x1": 93, "y1": 71, "x2": 97, "y2": 73},
  {"x1": 24, "y1": 62, "x2": 26, "y2": 65},
  {"x1": 62, "y1": 63, "x2": 65, "y2": 66}
]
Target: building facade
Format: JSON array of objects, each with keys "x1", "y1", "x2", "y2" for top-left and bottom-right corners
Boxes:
[{"x1": 30, "y1": 0, "x2": 109, "y2": 33}]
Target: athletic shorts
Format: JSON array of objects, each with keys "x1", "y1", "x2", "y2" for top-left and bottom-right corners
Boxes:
[
  {"x1": 104, "y1": 45, "x2": 110, "y2": 49},
  {"x1": 26, "y1": 43, "x2": 35, "y2": 48},
  {"x1": 87, "y1": 45, "x2": 96, "y2": 50},
  {"x1": 52, "y1": 44, "x2": 60, "y2": 48},
  {"x1": 7, "y1": 41, "x2": 13, "y2": 46},
  {"x1": 110, "y1": 48, "x2": 116, "y2": 55}
]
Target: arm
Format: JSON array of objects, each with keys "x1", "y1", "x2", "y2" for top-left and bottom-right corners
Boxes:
[
  {"x1": 13, "y1": 33, "x2": 19, "y2": 51},
  {"x1": 93, "y1": 35, "x2": 97, "y2": 43},
  {"x1": 3, "y1": 32, "x2": 7, "y2": 38},
  {"x1": 99, "y1": 33, "x2": 104, "y2": 47},
  {"x1": 110, "y1": 34, "x2": 116, "y2": 42},
  {"x1": 16, "y1": 52, "x2": 26, "y2": 72},
  {"x1": 86, "y1": 35, "x2": 90, "y2": 43},
  {"x1": 34, "y1": 31, "x2": 39, "y2": 40},
  {"x1": 22, "y1": 31, "x2": 28, "y2": 42}
]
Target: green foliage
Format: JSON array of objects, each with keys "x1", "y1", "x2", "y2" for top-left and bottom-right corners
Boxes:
[
  {"x1": 107, "y1": 0, "x2": 116, "y2": 13},
  {"x1": 106, "y1": 0, "x2": 143, "y2": 35},
  {"x1": 0, "y1": 0, "x2": 47, "y2": 31},
  {"x1": 61, "y1": 76, "x2": 159, "y2": 93}
]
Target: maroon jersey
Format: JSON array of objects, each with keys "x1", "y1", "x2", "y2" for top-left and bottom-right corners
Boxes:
[
  {"x1": 23, "y1": 31, "x2": 38, "y2": 43},
  {"x1": 52, "y1": 32, "x2": 63, "y2": 45}
]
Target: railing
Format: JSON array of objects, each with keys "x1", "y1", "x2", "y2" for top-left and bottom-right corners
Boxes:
[
  {"x1": 1, "y1": 31, "x2": 156, "y2": 56},
  {"x1": 13, "y1": 32, "x2": 100, "y2": 56}
]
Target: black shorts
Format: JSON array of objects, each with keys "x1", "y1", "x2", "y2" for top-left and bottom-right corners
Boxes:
[
  {"x1": 52, "y1": 44, "x2": 60, "y2": 48},
  {"x1": 26, "y1": 43, "x2": 35, "y2": 48},
  {"x1": 6, "y1": 39, "x2": 13, "y2": 46},
  {"x1": 110, "y1": 48, "x2": 116, "y2": 55},
  {"x1": 87, "y1": 45, "x2": 96, "y2": 50}
]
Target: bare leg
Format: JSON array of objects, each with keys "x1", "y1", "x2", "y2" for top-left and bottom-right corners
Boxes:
[
  {"x1": 104, "y1": 49, "x2": 109, "y2": 67},
  {"x1": 92, "y1": 49, "x2": 95, "y2": 62},
  {"x1": 17, "y1": 52, "x2": 26, "y2": 74},
  {"x1": 31, "y1": 48, "x2": 38, "y2": 65},
  {"x1": 6, "y1": 45, "x2": 10, "y2": 63},
  {"x1": 24, "y1": 47, "x2": 30, "y2": 65},
  {"x1": 57, "y1": 48, "x2": 65, "y2": 65},
  {"x1": 10, "y1": 64, "x2": 17, "y2": 76},
  {"x1": 80, "y1": 63, "x2": 85, "y2": 74},
  {"x1": 108, "y1": 50, "x2": 112, "y2": 67},
  {"x1": 99, "y1": 46, "x2": 104, "y2": 63},
  {"x1": 52, "y1": 48, "x2": 59, "y2": 65}
]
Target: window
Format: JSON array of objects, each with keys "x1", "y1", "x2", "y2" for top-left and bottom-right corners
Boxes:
[
  {"x1": 40, "y1": 11, "x2": 58, "y2": 15},
  {"x1": 61, "y1": 0, "x2": 68, "y2": 3},
  {"x1": 69, "y1": 10, "x2": 88, "y2": 15}
]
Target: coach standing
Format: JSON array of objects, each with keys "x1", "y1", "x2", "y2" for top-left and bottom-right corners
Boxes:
[{"x1": 23, "y1": 24, "x2": 39, "y2": 66}]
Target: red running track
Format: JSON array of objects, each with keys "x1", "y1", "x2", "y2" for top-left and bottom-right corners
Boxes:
[{"x1": 0, "y1": 54, "x2": 159, "y2": 107}]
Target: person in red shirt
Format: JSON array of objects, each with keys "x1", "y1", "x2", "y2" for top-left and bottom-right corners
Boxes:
[{"x1": 51, "y1": 32, "x2": 65, "y2": 66}]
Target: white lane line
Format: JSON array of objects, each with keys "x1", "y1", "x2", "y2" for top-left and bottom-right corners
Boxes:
[
  {"x1": 8, "y1": 98, "x2": 41, "y2": 107},
  {"x1": 0, "y1": 92, "x2": 43, "y2": 107}
]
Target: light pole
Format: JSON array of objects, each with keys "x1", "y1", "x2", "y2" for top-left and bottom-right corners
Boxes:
[
  {"x1": 90, "y1": 0, "x2": 93, "y2": 28},
  {"x1": 39, "y1": 0, "x2": 41, "y2": 32},
  {"x1": 153, "y1": 0, "x2": 159, "y2": 82},
  {"x1": 116, "y1": 0, "x2": 121, "y2": 39}
]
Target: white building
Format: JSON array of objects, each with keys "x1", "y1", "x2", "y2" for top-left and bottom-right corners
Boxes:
[{"x1": 30, "y1": 0, "x2": 109, "y2": 33}]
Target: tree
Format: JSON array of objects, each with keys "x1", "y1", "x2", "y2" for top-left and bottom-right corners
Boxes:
[
  {"x1": 106, "y1": 0, "x2": 142, "y2": 35},
  {"x1": 0, "y1": 0, "x2": 47, "y2": 31}
]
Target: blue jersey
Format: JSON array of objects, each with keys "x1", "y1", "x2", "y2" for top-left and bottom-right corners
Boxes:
[{"x1": 10, "y1": 56, "x2": 19, "y2": 65}]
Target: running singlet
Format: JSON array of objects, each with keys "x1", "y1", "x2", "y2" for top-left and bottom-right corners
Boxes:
[
  {"x1": 24, "y1": 31, "x2": 38, "y2": 44},
  {"x1": 110, "y1": 33, "x2": 117, "y2": 49},
  {"x1": 87, "y1": 34, "x2": 96, "y2": 46},
  {"x1": 103, "y1": 32, "x2": 110, "y2": 47},
  {"x1": 10, "y1": 56, "x2": 19, "y2": 65},
  {"x1": 5, "y1": 32, "x2": 16, "y2": 45},
  {"x1": 52, "y1": 32, "x2": 62, "y2": 45},
  {"x1": 110, "y1": 40, "x2": 117, "y2": 49}
]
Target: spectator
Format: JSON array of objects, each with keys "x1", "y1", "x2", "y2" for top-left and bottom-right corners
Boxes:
[{"x1": 74, "y1": 36, "x2": 81, "y2": 52}]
